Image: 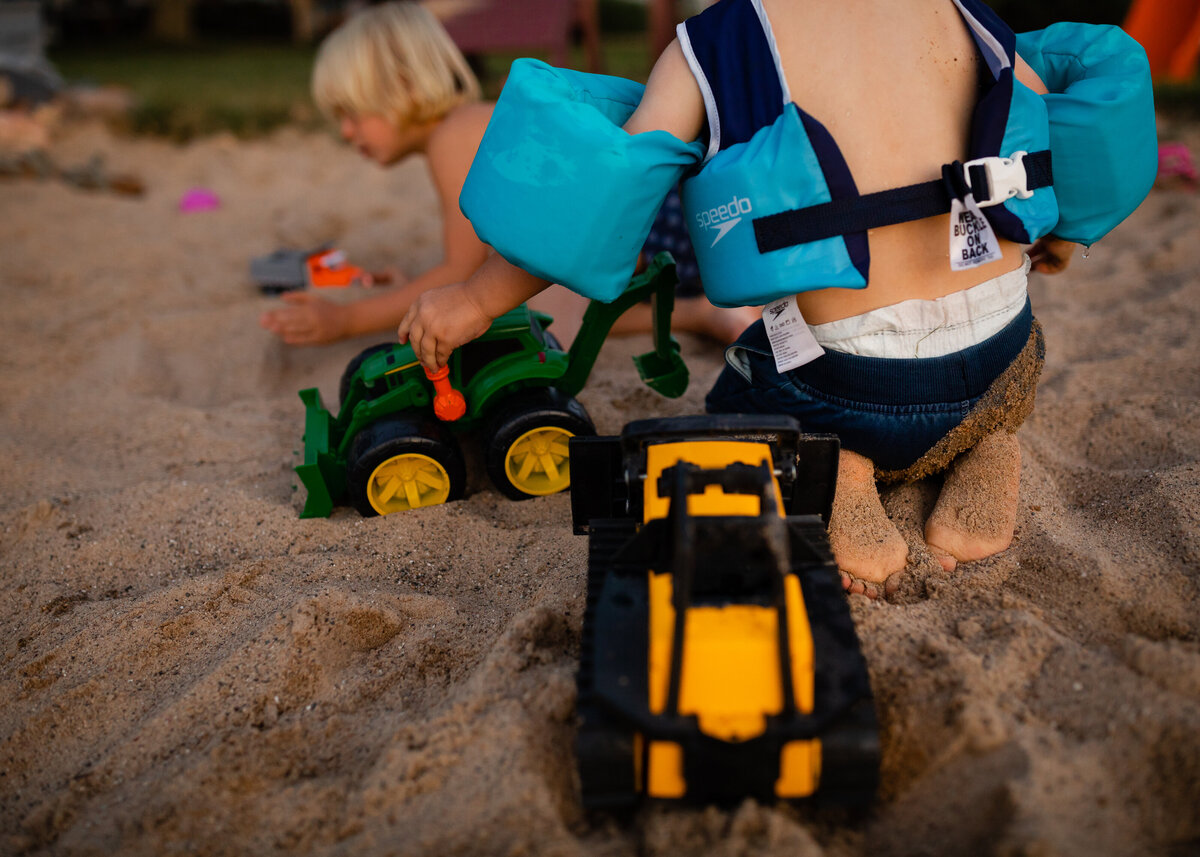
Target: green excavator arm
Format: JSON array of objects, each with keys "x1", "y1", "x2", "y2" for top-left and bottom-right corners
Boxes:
[{"x1": 557, "y1": 252, "x2": 689, "y2": 399}]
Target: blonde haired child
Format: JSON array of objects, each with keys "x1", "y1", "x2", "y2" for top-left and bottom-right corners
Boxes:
[
  {"x1": 262, "y1": 0, "x2": 753, "y2": 347},
  {"x1": 260, "y1": 1, "x2": 492, "y2": 346},
  {"x1": 312, "y1": 2, "x2": 481, "y2": 125}
]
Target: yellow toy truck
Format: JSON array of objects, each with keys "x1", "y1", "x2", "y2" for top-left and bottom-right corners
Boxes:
[{"x1": 568, "y1": 415, "x2": 879, "y2": 807}]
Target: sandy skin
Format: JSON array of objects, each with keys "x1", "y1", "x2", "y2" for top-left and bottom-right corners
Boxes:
[
  {"x1": 831, "y1": 430, "x2": 1023, "y2": 598},
  {"x1": 924, "y1": 430, "x2": 1022, "y2": 573},
  {"x1": 828, "y1": 450, "x2": 909, "y2": 599}
]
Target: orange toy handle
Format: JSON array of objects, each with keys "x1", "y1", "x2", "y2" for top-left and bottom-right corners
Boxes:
[{"x1": 425, "y1": 366, "x2": 467, "y2": 422}]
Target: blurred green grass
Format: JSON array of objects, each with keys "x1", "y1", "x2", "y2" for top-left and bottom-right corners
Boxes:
[
  {"x1": 47, "y1": 14, "x2": 1196, "y2": 142},
  {"x1": 48, "y1": 31, "x2": 654, "y2": 141},
  {"x1": 51, "y1": 41, "x2": 319, "y2": 140},
  {"x1": 51, "y1": 40, "x2": 319, "y2": 138}
]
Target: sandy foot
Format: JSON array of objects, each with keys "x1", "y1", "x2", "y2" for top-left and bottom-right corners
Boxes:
[
  {"x1": 828, "y1": 449, "x2": 908, "y2": 598},
  {"x1": 924, "y1": 431, "x2": 1022, "y2": 572}
]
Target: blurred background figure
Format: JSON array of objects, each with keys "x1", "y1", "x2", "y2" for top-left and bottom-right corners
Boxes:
[
  {"x1": 0, "y1": 1, "x2": 64, "y2": 107},
  {"x1": 647, "y1": 0, "x2": 713, "y2": 59},
  {"x1": 422, "y1": 0, "x2": 602, "y2": 73},
  {"x1": 1121, "y1": 0, "x2": 1200, "y2": 83}
]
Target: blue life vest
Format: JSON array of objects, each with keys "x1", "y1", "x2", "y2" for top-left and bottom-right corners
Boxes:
[
  {"x1": 680, "y1": 0, "x2": 1066, "y2": 307},
  {"x1": 459, "y1": 61, "x2": 703, "y2": 302},
  {"x1": 459, "y1": 2, "x2": 1155, "y2": 306}
]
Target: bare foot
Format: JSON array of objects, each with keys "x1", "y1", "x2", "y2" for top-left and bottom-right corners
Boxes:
[
  {"x1": 672, "y1": 297, "x2": 761, "y2": 344},
  {"x1": 924, "y1": 431, "x2": 1021, "y2": 572},
  {"x1": 605, "y1": 295, "x2": 760, "y2": 345},
  {"x1": 829, "y1": 450, "x2": 909, "y2": 597},
  {"x1": 527, "y1": 285, "x2": 590, "y2": 347}
]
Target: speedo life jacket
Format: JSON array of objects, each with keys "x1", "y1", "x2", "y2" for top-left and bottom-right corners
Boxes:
[
  {"x1": 459, "y1": 3, "x2": 1155, "y2": 305},
  {"x1": 678, "y1": 0, "x2": 1155, "y2": 307}
]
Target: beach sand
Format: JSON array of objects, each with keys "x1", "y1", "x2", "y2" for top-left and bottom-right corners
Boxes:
[{"x1": 2, "y1": 117, "x2": 1198, "y2": 856}]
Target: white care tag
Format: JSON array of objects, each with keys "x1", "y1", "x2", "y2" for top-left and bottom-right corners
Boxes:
[
  {"x1": 762, "y1": 295, "x2": 824, "y2": 372},
  {"x1": 949, "y1": 194, "x2": 1003, "y2": 271}
]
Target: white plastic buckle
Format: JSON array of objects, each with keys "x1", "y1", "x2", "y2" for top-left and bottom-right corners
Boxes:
[{"x1": 963, "y1": 151, "x2": 1033, "y2": 207}]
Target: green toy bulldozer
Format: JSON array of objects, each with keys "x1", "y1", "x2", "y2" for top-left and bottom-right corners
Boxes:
[{"x1": 295, "y1": 253, "x2": 688, "y2": 517}]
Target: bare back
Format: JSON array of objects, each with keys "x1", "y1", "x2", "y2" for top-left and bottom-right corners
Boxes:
[
  {"x1": 766, "y1": 0, "x2": 1027, "y2": 321},
  {"x1": 630, "y1": 0, "x2": 1045, "y2": 324}
]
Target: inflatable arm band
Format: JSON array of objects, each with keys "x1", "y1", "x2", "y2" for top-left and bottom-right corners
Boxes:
[
  {"x1": 1017, "y1": 23, "x2": 1157, "y2": 246},
  {"x1": 460, "y1": 59, "x2": 704, "y2": 302}
]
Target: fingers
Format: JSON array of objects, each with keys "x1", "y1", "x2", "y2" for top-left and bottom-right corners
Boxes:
[
  {"x1": 399, "y1": 316, "x2": 448, "y2": 370},
  {"x1": 414, "y1": 327, "x2": 447, "y2": 370},
  {"x1": 1028, "y1": 237, "x2": 1075, "y2": 275},
  {"x1": 397, "y1": 308, "x2": 412, "y2": 344},
  {"x1": 1030, "y1": 254, "x2": 1065, "y2": 274},
  {"x1": 365, "y1": 267, "x2": 399, "y2": 288},
  {"x1": 260, "y1": 305, "x2": 315, "y2": 345}
]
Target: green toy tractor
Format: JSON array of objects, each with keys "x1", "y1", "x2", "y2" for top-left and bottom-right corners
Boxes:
[{"x1": 295, "y1": 253, "x2": 688, "y2": 517}]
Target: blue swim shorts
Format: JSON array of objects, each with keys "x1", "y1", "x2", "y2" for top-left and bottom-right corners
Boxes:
[
  {"x1": 705, "y1": 299, "x2": 1037, "y2": 473},
  {"x1": 643, "y1": 186, "x2": 702, "y2": 297}
]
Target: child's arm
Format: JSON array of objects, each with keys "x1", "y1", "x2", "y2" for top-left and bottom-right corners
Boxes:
[
  {"x1": 259, "y1": 107, "x2": 493, "y2": 346},
  {"x1": 400, "y1": 252, "x2": 550, "y2": 368},
  {"x1": 622, "y1": 38, "x2": 704, "y2": 141},
  {"x1": 400, "y1": 40, "x2": 705, "y2": 369},
  {"x1": 1013, "y1": 54, "x2": 1079, "y2": 275},
  {"x1": 258, "y1": 233, "x2": 487, "y2": 346}
]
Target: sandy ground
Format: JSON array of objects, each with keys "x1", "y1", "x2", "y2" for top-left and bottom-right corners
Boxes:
[{"x1": 2, "y1": 116, "x2": 1199, "y2": 857}]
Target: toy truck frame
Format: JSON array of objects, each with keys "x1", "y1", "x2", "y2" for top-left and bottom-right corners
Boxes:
[
  {"x1": 252, "y1": 245, "x2": 367, "y2": 294},
  {"x1": 296, "y1": 253, "x2": 688, "y2": 518},
  {"x1": 568, "y1": 415, "x2": 880, "y2": 807}
]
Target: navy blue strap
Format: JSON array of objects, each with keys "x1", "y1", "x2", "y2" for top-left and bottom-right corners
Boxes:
[{"x1": 753, "y1": 149, "x2": 1052, "y2": 253}]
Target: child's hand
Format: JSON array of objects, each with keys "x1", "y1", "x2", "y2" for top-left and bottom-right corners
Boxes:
[
  {"x1": 362, "y1": 266, "x2": 406, "y2": 289},
  {"x1": 259, "y1": 292, "x2": 349, "y2": 346},
  {"x1": 1028, "y1": 236, "x2": 1077, "y2": 275},
  {"x1": 398, "y1": 282, "x2": 493, "y2": 370}
]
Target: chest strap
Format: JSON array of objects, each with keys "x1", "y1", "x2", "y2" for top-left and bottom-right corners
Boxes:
[{"x1": 753, "y1": 149, "x2": 1052, "y2": 253}]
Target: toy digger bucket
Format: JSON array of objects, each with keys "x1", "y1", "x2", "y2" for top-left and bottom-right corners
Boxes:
[
  {"x1": 296, "y1": 387, "x2": 345, "y2": 518},
  {"x1": 558, "y1": 252, "x2": 689, "y2": 399},
  {"x1": 632, "y1": 279, "x2": 688, "y2": 398},
  {"x1": 633, "y1": 340, "x2": 688, "y2": 398}
]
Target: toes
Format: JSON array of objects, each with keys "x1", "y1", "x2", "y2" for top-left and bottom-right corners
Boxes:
[
  {"x1": 927, "y1": 543, "x2": 958, "y2": 573},
  {"x1": 840, "y1": 569, "x2": 884, "y2": 599}
]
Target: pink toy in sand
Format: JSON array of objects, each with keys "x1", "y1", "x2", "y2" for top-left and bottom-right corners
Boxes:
[
  {"x1": 1158, "y1": 143, "x2": 1198, "y2": 186},
  {"x1": 179, "y1": 187, "x2": 221, "y2": 212}
]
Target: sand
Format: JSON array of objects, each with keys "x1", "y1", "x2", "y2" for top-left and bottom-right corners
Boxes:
[{"x1": 1, "y1": 116, "x2": 1199, "y2": 857}]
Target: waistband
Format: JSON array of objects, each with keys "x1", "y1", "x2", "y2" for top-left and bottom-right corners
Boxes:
[
  {"x1": 810, "y1": 256, "x2": 1031, "y2": 358},
  {"x1": 748, "y1": 296, "x2": 1034, "y2": 406}
]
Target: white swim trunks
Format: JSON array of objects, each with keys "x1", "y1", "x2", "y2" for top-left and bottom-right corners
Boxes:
[{"x1": 810, "y1": 256, "x2": 1031, "y2": 358}]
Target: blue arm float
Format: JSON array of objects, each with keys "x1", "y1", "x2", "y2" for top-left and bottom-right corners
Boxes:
[
  {"x1": 1016, "y1": 23, "x2": 1158, "y2": 246},
  {"x1": 460, "y1": 59, "x2": 705, "y2": 302}
]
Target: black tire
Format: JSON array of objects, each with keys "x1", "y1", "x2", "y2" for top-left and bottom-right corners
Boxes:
[
  {"x1": 339, "y1": 343, "x2": 395, "y2": 407},
  {"x1": 346, "y1": 415, "x2": 466, "y2": 517},
  {"x1": 482, "y1": 387, "x2": 595, "y2": 500},
  {"x1": 815, "y1": 698, "x2": 881, "y2": 806},
  {"x1": 575, "y1": 518, "x2": 641, "y2": 810},
  {"x1": 575, "y1": 703, "x2": 639, "y2": 811}
]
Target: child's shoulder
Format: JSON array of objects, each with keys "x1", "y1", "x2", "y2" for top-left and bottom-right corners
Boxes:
[
  {"x1": 427, "y1": 101, "x2": 497, "y2": 177},
  {"x1": 438, "y1": 101, "x2": 495, "y2": 136}
]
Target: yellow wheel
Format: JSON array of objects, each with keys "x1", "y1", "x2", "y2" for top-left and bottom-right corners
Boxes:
[
  {"x1": 484, "y1": 388, "x2": 595, "y2": 500},
  {"x1": 366, "y1": 452, "x2": 452, "y2": 515},
  {"x1": 347, "y1": 416, "x2": 466, "y2": 517},
  {"x1": 503, "y1": 426, "x2": 576, "y2": 496}
]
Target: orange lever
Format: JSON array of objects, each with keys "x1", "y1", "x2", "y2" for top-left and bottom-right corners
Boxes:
[{"x1": 425, "y1": 366, "x2": 466, "y2": 421}]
